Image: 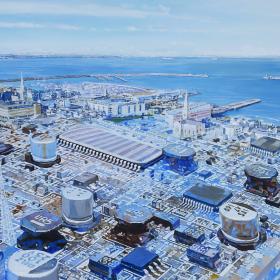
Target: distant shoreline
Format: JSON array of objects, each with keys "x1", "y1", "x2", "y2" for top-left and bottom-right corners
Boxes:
[
  {"x1": 0, "y1": 73, "x2": 208, "y2": 83},
  {"x1": 1, "y1": 54, "x2": 280, "y2": 60}
]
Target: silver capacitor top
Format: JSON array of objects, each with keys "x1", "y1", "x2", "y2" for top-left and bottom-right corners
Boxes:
[
  {"x1": 7, "y1": 250, "x2": 59, "y2": 280},
  {"x1": 62, "y1": 186, "x2": 94, "y2": 225}
]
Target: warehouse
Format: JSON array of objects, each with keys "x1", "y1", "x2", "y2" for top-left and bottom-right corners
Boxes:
[
  {"x1": 251, "y1": 136, "x2": 280, "y2": 157},
  {"x1": 58, "y1": 125, "x2": 162, "y2": 171}
]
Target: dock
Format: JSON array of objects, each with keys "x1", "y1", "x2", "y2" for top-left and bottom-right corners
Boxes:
[
  {"x1": 0, "y1": 72, "x2": 207, "y2": 83},
  {"x1": 212, "y1": 98, "x2": 261, "y2": 115}
]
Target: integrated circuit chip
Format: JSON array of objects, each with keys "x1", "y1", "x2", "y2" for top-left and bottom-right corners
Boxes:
[
  {"x1": 121, "y1": 247, "x2": 159, "y2": 276},
  {"x1": 183, "y1": 183, "x2": 232, "y2": 211}
]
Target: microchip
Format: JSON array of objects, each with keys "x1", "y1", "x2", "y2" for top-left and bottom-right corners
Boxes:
[
  {"x1": 153, "y1": 211, "x2": 180, "y2": 229},
  {"x1": 183, "y1": 183, "x2": 232, "y2": 211},
  {"x1": 187, "y1": 244, "x2": 220, "y2": 270},
  {"x1": 121, "y1": 247, "x2": 158, "y2": 276},
  {"x1": 174, "y1": 224, "x2": 205, "y2": 245},
  {"x1": 89, "y1": 253, "x2": 121, "y2": 279}
]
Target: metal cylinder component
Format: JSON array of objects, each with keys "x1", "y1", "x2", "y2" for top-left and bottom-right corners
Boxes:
[
  {"x1": 220, "y1": 202, "x2": 259, "y2": 244},
  {"x1": 30, "y1": 133, "x2": 57, "y2": 163},
  {"x1": 62, "y1": 186, "x2": 94, "y2": 225},
  {"x1": 7, "y1": 250, "x2": 59, "y2": 280}
]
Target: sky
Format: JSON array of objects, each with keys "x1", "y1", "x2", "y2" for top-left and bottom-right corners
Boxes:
[{"x1": 0, "y1": 0, "x2": 279, "y2": 57}]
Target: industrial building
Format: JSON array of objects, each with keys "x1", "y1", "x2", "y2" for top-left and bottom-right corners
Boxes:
[
  {"x1": 165, "y1": 92, "x2": 212, "y2": 125},
  {"x1": 250, "y1": 136, "x2": 280, "y2": 157},
  {"x1": 173, "y1": 118, "x2": 205, "y2": 139},
  {"x1": 88, "y1": 97, "x2": 146, "y2": 118},
  {"x1": 58, "y1": 125, "x2": 163, "y2": 171},
  {"x1": 163, "y1": 144, "x2": 197, "y2": 175},
  {"x1": 0, "y1": 103, "x2": 41, "y2": 121},
  {"x1": 168, "y1": 93, "x2": 206, "y2": 139}
]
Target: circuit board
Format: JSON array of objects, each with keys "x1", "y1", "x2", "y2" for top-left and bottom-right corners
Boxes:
[{"x1": 0, "y1": 82, "x2": 280, "y2": 280}]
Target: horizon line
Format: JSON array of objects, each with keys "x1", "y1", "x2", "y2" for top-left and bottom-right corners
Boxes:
[{"x1": 1, "y1": 53, "x2": 280, "y2": 59}]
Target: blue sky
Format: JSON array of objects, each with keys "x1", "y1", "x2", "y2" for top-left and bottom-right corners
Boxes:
[{"x1": 0, "y1": 0, "x2": 279, "y2": 56}]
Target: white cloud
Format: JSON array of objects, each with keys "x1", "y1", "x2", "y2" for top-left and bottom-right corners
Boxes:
[
  {"x1": 0, "y1": 22, "x2": 44, "y2": 29},
  {"x1": 52, "y1": 24, "x2": 81, "y2": 31},
  {"x1": 0, "y1": 21, "x2": 81, "y2": 30},
  {"x1": 127, "y1": 26, "x2": 139, "y2": 32},
  {"x1": 0, "y1": 1, "x2": 167, "y2": 18}
]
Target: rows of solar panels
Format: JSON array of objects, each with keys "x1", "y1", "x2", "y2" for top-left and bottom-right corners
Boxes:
[{"x1": 58, "y1": 126, "x2": 163, "y2": 171}]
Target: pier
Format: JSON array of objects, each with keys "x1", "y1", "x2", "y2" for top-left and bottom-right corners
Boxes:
[
  {"x1": 0, "y1": 72, "x2": 207, "y2": 83},
  {"x1": 212, "y1": 98, "x2": 261, "y2": 115}
]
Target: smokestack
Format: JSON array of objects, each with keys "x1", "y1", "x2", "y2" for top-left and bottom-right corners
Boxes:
[
  {"x1": 183, "y1": 91, "x2": 189, "y2": 119},
  {"x1": 19, "y1": 72, "x2": 25, "y2": 101}
]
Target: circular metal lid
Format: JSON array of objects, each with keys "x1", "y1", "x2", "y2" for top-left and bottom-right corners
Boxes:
[
  {"x1": 164, "y1": 144, "x2": 195, "y2": 159},
  {"x1": 220, "y1": 202, "x2": 258, "y2": 222},
  {"x1": 7, "y1": 250, "x2": 58, "y2": 279},
  {"x1": 245, "y1": 163, "x2": 278, "y2": 180},
  {"x1": 115, "y1": 204, "x2": 153, "y2": 224}
]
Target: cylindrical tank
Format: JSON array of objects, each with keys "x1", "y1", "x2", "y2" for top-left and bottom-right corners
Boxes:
[
  {"x1": 220, "y1": 202, "x2": 259, "y2": 244},
  {"x1": 62, "y1": 186, "x2": 94, "y2": 225},
  {"x1": 30, "y1": 133, "x2": 57, "y2": 163},
  {"x1": 163, "y1": 144, "x2": 197, "y2": 175},
  {"x1": 244, "y1": 163, "x2": 279, "y2": 196},
  {"x1": 6, "y1": 250, "x2": 58, "y2": 280},
  {"x1": 115, "y1": 204, "x2": 153, "y2": 234}
]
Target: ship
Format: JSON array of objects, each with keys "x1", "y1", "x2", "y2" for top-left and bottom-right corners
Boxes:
[{"x1": 263, "y1": 74, "x2": 280, "y2": 80}]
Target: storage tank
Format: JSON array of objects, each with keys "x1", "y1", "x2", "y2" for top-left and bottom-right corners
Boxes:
[
  {"x1": 115, "y1": 203, "x2": 153, "y2": 234},
  {"x1": 163, "y1": 144, "x2": 197, "y2": 175},
  {"x1": 219, "y1": 202, "x2": 259, "y2": 245},
  {"x1": 244, "y1": 163, "x2": 279, "y2": 197},
  {"x1": 62, "y1": 186, "x2": 94, "y2": 226},
  {"x1": 6, "y1": 250, "x2": 59, "y2": 280},
  {"x1": 30, "y1": 133, "x2": 57, "y2": 163}
]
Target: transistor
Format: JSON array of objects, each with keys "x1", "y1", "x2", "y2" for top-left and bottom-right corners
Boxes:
[
  {"x1": 89, "y1": 253, "x2": 122, "y2": 280},
  {"x1": 187, "y1": 244, "x2": 220, "y2": 270},
  {"x1": 121, "y1": 247, "x2": 167, "y2": 277},
  {"x1": 174, "y1": 224, "x2": 205, "y2": 245}
]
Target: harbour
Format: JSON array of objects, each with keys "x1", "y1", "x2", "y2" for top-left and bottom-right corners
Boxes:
[{"x1": 212, "y1": 98, "x2": 261, "y2": 115}]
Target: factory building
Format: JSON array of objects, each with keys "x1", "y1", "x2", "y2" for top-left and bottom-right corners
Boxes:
[
  {"x1": 0, "y1": 75, "x2": 41, "y2": 122},
  {"x1": 173, "y1": 118, "x2": 205, "y2": 139},
  {"x1": 167, "y1": 93, "x2": 206, "y2": 139},
  {"x1": 58, "y1": 125, "x2": 162, "y2": 171},
  {"x1": 250, "y1": 136, "x2": 280, "y2": 157},
  {"x1": 165, "y1": 92, "x2": 212, "y2": 126},
  {"x1": 223, "y1": 125, "x2": 243, "y2": 140},
  {"x1": 0, "y1": 103, "x2": 41, "y2": 121},
  {"x1": 163, "y1": 144, "x2": 197, "y2": 175},
  {"x1": 88, "y1": 98, "x2": 146, "y2": 118}
]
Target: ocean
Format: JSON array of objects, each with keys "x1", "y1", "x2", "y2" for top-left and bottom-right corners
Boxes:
[{"x1": 0, "y1": 56, "x2": 279, "y2": 124}]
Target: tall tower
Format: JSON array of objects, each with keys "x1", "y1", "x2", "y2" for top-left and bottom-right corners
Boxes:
[
  {"x1": 183, "y1": 91, "x2": 189, "y2": 120},
  {"x1": 0, "y1": 165, "x2": 16, "y2": 246},
  {"x1": 19, "y1": 72, "x2": 25, "y2": 101}
]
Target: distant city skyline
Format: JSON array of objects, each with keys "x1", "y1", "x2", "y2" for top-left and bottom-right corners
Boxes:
[{"x1": 0, "y1": 0, "x2": 279, "y2": 57}]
